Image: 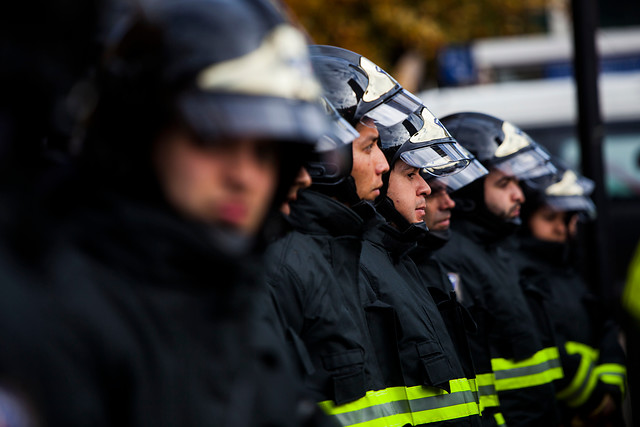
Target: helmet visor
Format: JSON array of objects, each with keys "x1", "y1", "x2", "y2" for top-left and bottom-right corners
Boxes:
[
  {"x1": 401, "y1": 142, "x2": 471, "y2": 177},
  {"x1": 178, "y1": 92, "x2": 327, "y2": 145},
  {"x1": 363, "y1": 89, "x2": 422, "y2": 127},
  {"x1": 493, "y1": 145, "x2": 557, "y2": 180},
  {"x1": 426, "y1": 158, "x2": 488, "y2": 192},
  {"x1": 306, "y1": 98, "x2": 358, "y2": 184},
  {"x1": 316, "y1": 99, "x2": 360, "y2": 152},
  {"x1": 545, "y1": 195, "x2": 596, "y2": 218}
]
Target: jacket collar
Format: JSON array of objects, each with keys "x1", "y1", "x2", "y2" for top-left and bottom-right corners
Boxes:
[
  {"x1": 411, "y1": 229, "x2": 450, "y2": 263},
  {"x1": 288, "y1": 189, "x2": 371, "y2": 238},
  {"x1": 365, "y1": 214, "x2": 428, "y2": 262},
  {"x1": 451, "y1": 213, "x2": 518, "y2": 247},
  {"x1": 64, "y1": 193, "x2": 259, "y2": 293},
  {"x1": 518, "y1": 236, "x2": 571, "y2": 267}
]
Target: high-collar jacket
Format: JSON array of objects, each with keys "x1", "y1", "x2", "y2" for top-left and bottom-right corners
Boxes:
[
  {"x1": 22, "y1": 193, "x2": 317, "y2": 427},
  {"x1": 359, "y1": 217, "x2": 482, "y2": 426},
  {"x1": 264, "y1": 189, "x2": 387, "y2": 406}
]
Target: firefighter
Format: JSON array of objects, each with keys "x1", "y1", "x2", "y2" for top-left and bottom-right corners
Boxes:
[
  {"x1": 358, "y1": 104, "x2": 484, "y2": 425},
  {"x1": 433, "y1": 112, "x2": 564, "y2": 426},
  {"x1": 265, "y1": 45, "x2": 422, "y2": 426},
  {"x1": 4, "y1": 0, "x2": 334, "y2": 425},
  {"x1": 409, "y1": 152, "x2": 511, "y2": 426},
  {"x1": 516, "y1": 167, "x2": 627, "y2": 426}
]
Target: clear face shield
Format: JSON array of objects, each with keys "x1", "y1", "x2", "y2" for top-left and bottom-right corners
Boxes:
[
  {"x1": 356, "y1": 57, "x2": 422, "y2": 127},
  {"x1": 401, "y1": 142, "x2": 471, "y2": 177},
  {"x1": 423, "y1": 157, "x2": 488, "y2": 192},
  {"x1": 545, "y1": 196, "x2": 597, "y2": 219},
  {"x1": 381, "y1": 106, "x2": 477, "y2": 179},
  {"x1": 306, "y1": 97, "x2": 359, "y2": 183},
  {"x1": 362, "y1": 88, "x2": 423, "y2": 127},
  {"x1": 316, "y1": 97, "x2": 360, "y2": 150},
  {"x1": 492, "y1": 121, "x2": 558, "y2": 181}
]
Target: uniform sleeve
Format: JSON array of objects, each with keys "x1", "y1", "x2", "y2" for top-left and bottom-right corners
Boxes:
[{"x1": 594, "y1": 310, "x2": 627, "y2": 404}]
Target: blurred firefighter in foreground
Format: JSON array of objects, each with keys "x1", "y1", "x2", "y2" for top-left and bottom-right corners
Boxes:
[{"x1": 0, "y1": 0, "x2": 338, "y2": 425}]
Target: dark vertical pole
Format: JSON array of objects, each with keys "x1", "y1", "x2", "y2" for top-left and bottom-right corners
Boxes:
[{"x1": 570, "y1": 0, "x2": 611, "y2": 301}]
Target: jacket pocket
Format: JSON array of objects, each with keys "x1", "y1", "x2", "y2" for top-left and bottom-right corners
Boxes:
[
  {"x1": 322, "y1": 349, "x2": 366, "y2": 405},
  {"x1": 416, "y1": 339, "x2": 454, "y2": 392}
]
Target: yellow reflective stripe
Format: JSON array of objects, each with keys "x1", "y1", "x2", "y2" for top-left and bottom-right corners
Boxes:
[
  {"x1": 476, "y1": 372, "x2": 496, "y2": 388},
  {"x1": 476, "y1": 373, "x2": 500, "y2": 411},
  {"x1": 494, "y1": 412, "x2": 507, "y2": 426},
  {"x1": 409, "y1": 402, "x2": 480, "y2": 427},
  {"x1": 597, "y1": 363, "x2": 627, "y2": 396},
  {"x1": 565, "y1": 341, "x2": 599, "y2": 360},
  {"x1": 318, "y1": 379, "x2": 480, "y2": 427},
  {"x1": 491, "y1": 347, "x2": 560, "y2": 372},
  {"x1": 557, "y1": 342, "x2": 628, "y2": 406},
  {"x1": 491, "y1": 347, "x2": 563, "y2": 391},
  {"x1": 557, "y1": 341, "x2": 599, "y2": 401},
  {"x1": 565, "y1": 365, "x2": 600, "y2": 407},
  {"x1": 563, "y1": 363, "x2": 626, "y2": 408}
]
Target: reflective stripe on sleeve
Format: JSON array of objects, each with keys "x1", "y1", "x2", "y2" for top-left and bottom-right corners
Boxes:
[
  {"x1": 476, "y1": 372, "x2": 500, "y2": 411},
  {"x1": 318, "y1": 378, "x2": 480, "y2": 427},
  {"x1": 596, "y1": 363, "x2": 627, "y2": 397},
  {"x1": 491, "y1": 347, "x2": 563, "y2": 391},
  {"x1": 556, "y1": 342, "x2": 627, "y2": 407},
  {"x1": 556, "y1": 341, "x2": 599, "y2": 403}
]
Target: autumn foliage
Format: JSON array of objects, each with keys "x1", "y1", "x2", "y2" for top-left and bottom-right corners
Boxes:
[{"x1": 281, "y1": 0, "x2": 551, "y2": 87}]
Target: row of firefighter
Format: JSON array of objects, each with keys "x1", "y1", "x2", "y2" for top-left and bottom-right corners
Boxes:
[{"x1": 0, "y1": 0, "x2": 627, "y2": 426}]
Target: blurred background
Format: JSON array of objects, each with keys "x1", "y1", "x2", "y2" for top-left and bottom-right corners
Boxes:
[{"x1": 284, "y1": 0, "x2": 640, "y2": 302}]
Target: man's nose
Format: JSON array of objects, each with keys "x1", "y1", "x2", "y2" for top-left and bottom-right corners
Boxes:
[
  {"x1": 374, "y1": 146, "x2": 389, "y2": 174},
  {"x1": 441, "y1": 192, "x2": 455, "y2": 209},
  {"x1": 417, "y1": 176, "x2": 431, "y2": 198}
]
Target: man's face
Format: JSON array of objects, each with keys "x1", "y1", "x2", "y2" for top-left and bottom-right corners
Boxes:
[
  {"x1": 484, "y1": 168, "x2": 525, "y2": 220},
  {"x1": 386, "y1": 160, "x2": 431, "y2": 224},
  {"x1": 351, "y1": 118, "x2": 389, "y2": 201},
  {"x1": 528, "y1": 204, "x2": 573, "y2": 243},
  {"x1": 154, "y1": 129, "x2": 279, "y2": 235},
  {"x1": 281, "y1": 167, "x2": 312, "y2": 216},
  {"x1": 424, "y1": 180, "x2": 456, "y2": 231}
]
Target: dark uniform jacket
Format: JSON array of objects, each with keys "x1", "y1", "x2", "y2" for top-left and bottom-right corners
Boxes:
[
  {"x1": 434, "y1": 218, "x2": 563, "y2": 427},
  {"x1": 265, "y1": 189, "x2": 389, "y2": 427},
  {"x1": 359, "y1": 219, "x2": 482, "y2": 426},
  {"x1": 515, "y1": 237, "x2": 627, "y2": 425},
  {"x1": 14, "y1": 193, "x2": 320, "y2": 427},
  {"x1": 411, "y1": 232, "x2": 504, "y2": 427}
]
